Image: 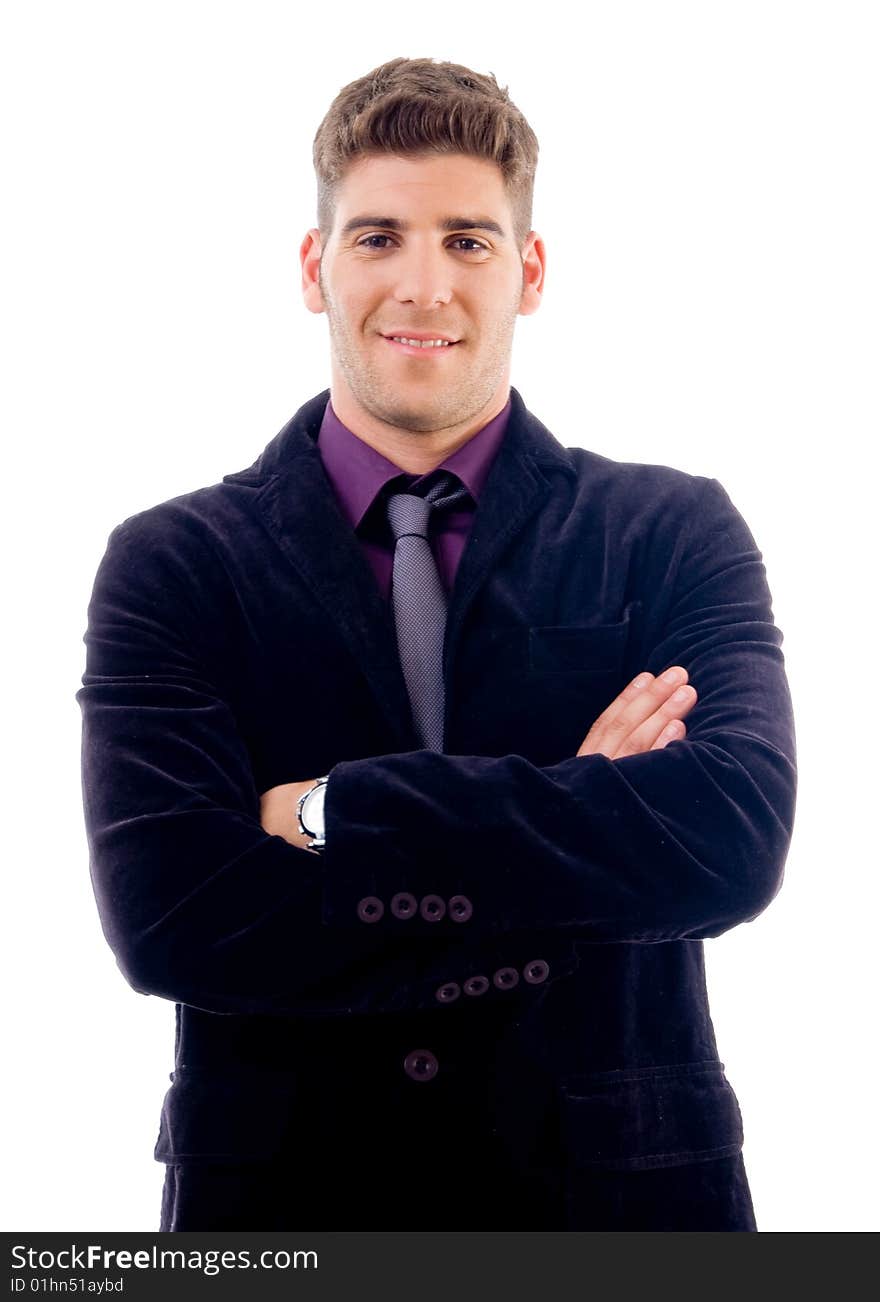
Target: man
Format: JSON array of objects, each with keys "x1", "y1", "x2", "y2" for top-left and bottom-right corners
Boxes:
[{"x1": 77, "y1": 57, "x2": 796, "y2": 1232}]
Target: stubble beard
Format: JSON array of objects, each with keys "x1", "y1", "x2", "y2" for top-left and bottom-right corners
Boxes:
[{"x1": 319, "y1": 263, "x2": 520, "y2": 436}]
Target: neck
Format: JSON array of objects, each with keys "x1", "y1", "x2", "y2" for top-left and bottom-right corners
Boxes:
[{"x1": 328, "y1": 380, "x2": 510, "y2": 474}]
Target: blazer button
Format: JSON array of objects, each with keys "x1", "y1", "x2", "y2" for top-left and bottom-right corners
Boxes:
[
  {"x1": 419, "y1": 894, "x2": 446, "y2": 922},
  {"x1": 492, "y1": 966, "x2": 520, "y2": 991},
  {"x1": 448, "y1": 894, "x2": 473, "y2": 922},
  {"x1": 435, "y1": 982, "x2": 460, "y2": 1004},
  {"x1": 356, "y1": 896, "x2": 384, "y2": 923},
  {"x1": 403, "y1": 1049, "x2": 439, "y2": 1082},
  {"x1": 390, "y1": 891, "x2": 418, "y2": 919},
  {"x1": 523, "y1": 958, "x2": 550, "y2": 984},
  {"x1": 463, "y1": 974, "x2": 489, "y2": 996}
]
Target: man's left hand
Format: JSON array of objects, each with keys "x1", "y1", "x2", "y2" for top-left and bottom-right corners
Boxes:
[{"x1": 259, "y1": 779, "x2": 321, "y2": 851}]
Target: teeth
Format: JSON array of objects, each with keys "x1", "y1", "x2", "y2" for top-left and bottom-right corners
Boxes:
[{"x1": 390, "y1": 337, "x2": 452, "y2": 347}]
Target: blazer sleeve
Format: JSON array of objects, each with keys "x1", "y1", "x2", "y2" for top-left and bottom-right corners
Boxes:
[
  {"x1": 321, "y1": 476, "x2": 798, "y2": 943},
  {"x1": 76, "y1": 515, "x2": 426, "y2": 1019}
]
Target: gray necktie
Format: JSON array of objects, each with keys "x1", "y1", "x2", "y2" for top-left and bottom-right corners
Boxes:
[{"x1": 386, "y1": 470, "x2": 471, "y2": 751}]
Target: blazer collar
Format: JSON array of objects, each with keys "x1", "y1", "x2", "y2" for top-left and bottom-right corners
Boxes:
[
  {"x1": 224, "y1": 385, "x2": 574, "y2": 484},
  {"x1": 224, "y1": 387, "x2": 577, "y2": 748}
]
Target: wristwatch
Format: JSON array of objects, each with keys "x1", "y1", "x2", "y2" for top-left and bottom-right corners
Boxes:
[{"x1": 296, "y1": 775, "x2": 329, "y2": 852}]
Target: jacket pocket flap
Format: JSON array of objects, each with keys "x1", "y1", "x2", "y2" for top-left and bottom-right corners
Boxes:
[
  {"x1": 153, "y1": 1066, "x2": 297, "y2": 1164},
  {"x1": 529, "y1": 620, "x2": 630, "y2": 672},
  {"x1": 560, "y1": 1061, "x2": 744, "y2": 1171}
]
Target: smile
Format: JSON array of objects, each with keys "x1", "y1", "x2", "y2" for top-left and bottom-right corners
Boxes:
[{"x1": 383, "y1": 336, "x2": 460, "y2": 356}]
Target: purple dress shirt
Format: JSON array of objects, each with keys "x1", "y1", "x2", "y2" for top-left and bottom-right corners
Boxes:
[{"x1": 316, "y1": 396, "x2": 512, "y2": 601}]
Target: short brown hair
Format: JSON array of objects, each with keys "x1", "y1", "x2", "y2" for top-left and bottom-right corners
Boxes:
[{"x1": 312, "y1": 57, "x2": 539, "y2": 253}]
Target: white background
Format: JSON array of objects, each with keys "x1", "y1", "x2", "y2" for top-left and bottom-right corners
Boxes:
[{"x1": 2, "y1": 0, "x2": 877, "y2": 1233}]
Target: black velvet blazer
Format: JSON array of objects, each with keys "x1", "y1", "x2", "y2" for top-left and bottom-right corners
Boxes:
[{"x1": 77, "y1": 385, "x2": 797, "y2": 1230}]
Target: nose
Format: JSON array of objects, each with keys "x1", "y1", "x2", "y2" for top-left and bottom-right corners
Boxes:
[{"x1": 392, "y1": 241, "x2": 454, "y2": 309}]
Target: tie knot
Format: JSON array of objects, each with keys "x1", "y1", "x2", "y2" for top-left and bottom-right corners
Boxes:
[{"x1": 385, "y1": 470, "x2": 469, "y2": 542}]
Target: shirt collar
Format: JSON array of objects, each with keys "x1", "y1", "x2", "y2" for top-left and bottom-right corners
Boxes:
[{"x1": 317, "y1": 396, "x2": 512, "y2": 530}]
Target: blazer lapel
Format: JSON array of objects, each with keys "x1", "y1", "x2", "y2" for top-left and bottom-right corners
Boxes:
[
  {"x1": 443, "y1": 386, "x2": 576, "y2": 675},
  {"x1": 225, "y1": 386, "x2": 576, "y2": 749}
]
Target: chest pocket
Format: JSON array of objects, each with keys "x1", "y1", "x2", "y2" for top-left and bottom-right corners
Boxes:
[
  {"x1": 521, "y1": 619, "x2": 633, "y2": 762},
  {"x1": 529, "y1": 619, "x2": 630, "y2": 673},
  {"x1": 448, "y1": 605, "x2": 639, "y2": 764}
]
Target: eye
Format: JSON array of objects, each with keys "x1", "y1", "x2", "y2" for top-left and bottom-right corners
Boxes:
[{"x1": 356, "y1": 235, "x2": 488, "y2": 253}]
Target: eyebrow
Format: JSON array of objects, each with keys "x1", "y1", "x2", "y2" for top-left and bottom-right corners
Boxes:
[{"x1": 340, "y1": 215, "x2": 507, "y2": 241}]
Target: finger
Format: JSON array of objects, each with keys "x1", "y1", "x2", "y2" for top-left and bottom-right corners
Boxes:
[
  {"x1": 650, "y1": 718, "x2": 687, "y2": 751},
  {"x1": 576, "y1": 667, "x2": 690, "y2": 757},
  {"x1": 614, "y1": 684, "x2": 697, "y2": 758},
  {"x1": 575, "y1": 671, "x2": 660, "y2": 755},
  {"x1": 597, "y1": 668, "x2": 690, "y2": 741}
]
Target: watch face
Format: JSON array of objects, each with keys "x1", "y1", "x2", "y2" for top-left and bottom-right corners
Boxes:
[{"x1": 302, "y1": 783, "x2": 326, "y2": 835}]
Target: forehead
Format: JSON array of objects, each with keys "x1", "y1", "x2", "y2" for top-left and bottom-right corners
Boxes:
[{"x1": 335, "y1": 153, "x2": 510, "y2": 222}]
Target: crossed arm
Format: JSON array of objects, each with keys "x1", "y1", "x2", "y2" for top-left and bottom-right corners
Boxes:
[
  {"x1": 261, "y1": 665, "x2": 700, "y2": 850},
  {"x1": 77, "y1": 475, "x2": 796, "y2": 1015}
]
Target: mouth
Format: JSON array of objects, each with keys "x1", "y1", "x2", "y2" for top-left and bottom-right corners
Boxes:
[{"x1": 380, "y1": 334, "x2": 461, "y2": 357}]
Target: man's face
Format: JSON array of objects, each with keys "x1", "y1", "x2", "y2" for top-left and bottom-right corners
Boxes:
[{"x1": 302, "y1": 152, "x2": 544, "y2": 438}]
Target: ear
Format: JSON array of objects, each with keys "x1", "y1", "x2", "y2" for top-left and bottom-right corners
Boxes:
[
  {"x1": 301, "y1": 229, "x2": 326, "y2": 314},
  {"x1": 518, "y1": 231, "x2": 546, "y2": 317}
]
